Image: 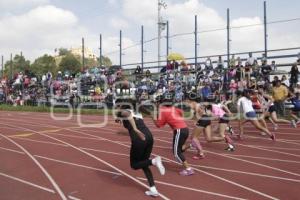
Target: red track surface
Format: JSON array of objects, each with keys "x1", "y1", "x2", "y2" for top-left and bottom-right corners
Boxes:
[{"x1": 0, "y1": 111, "x2": 300, "y2": 200}]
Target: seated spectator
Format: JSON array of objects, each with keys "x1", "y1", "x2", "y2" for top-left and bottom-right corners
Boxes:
[
  {"x1": 201, "y1": 82, "x2": 212, "y2": 101},
  {"x1": 271, "y1": 60, "x2": 277, "y2": 71},
  {"x1": 293, "y1": 82, "x2": 300, "y2": 94},
  {"x1": 244, "y1": 62, "x2": 252, "y2": 82},
  {"x1": 281, "y1": 75, "x2": 290, "y2": 87},
  {"x1": 272, "y1": 76, "x2": 279, "y2": 87},
  {"x1": 216, "y1": 56, "x2": 224, "y2": 74},
  {"x1": 204, "y1": 57, "x2": 213, "y2": 76},
  {"x1": 261, "y1": 60, "x2": 272, "y2": 82},
  {"x1": 229, "y1": 54, "x2": 236, "y2": 68},
  {"x1": 229, "y1": 79, "x2": 238, "y2": 94},
  {"x1": 171, "y1": 60, "x2": 179, "y2": 71},
  {"x1": 235, "y1": 61, "x2": 244, "y2": 81},
  {"x1": 228, "y1": 65, "x2": 236, "y2": 81},
  {"x1": 134, "y1": 65, "x2": 142, "y2": 74},
  {"x1": 180, "y1": 61, "x2": 189, "y2": 75},
  {"x1": 249, "y1": 77, "x2": 257, "y2": 90},
  {"x1": 247, "y1": 52, "x2": 256, "y2": 66}
]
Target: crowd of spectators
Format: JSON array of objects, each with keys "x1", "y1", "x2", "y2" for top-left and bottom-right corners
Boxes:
[{"x1": 0, "y1": 52, "x2": 300, "y2": 115}]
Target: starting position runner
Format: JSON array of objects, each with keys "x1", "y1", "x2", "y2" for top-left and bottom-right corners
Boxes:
[
  {"x1": 115, "y1": 98, "x2": 165, "y2": 197},
  {"x1": 186, "y1": 97, "x2": 235, "y2": 159},
  {"x1": 236, "y1": 89, "x2": 276, "y2": 141},
  {"x1": 152, "y1": 93, "x2": 194, "y2": 176}
]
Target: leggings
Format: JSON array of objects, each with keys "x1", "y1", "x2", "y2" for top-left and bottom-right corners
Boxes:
[
  {"x1": 173, "y1": 128, "x2": 189, "y2": 163},
  {"x1": 130, "y1": 134, "x2": 154, "y2": 187}
]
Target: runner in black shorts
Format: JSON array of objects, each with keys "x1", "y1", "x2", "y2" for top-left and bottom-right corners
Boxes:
[
  {"x1": 115, "y1": 98, "x2": 165, "y2": 197},
  {"x1": 257, "y1": 86, "x2": 296, "y2": 131}
]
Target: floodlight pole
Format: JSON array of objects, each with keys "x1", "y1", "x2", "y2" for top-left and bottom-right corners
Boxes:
[
  {"x1": 141, "y1": 25, "x2": 144, "y2": 72},
  {"x1": 195, "y1": 15, "x2": 198, "y2": 67},
  {"x1": 166, "y1": 20, "x2": 169, "y2": 64},
  {"x1": 227, "y1": 8, "x2": 230, "y2": 68},
  {"x1": 82, "y1": 37, "x2": 85, "y2": 70},
  {"x1": 264, "y1": 1, "x2": 268, "y2": 59},
  {"x1": 119, "y1": 30, "x2": 122, "y2": 68},
  {"x1": 99, "y1": 34, "x2": 103, "y2": 67}
]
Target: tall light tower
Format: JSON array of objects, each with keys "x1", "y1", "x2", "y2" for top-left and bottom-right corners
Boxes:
[{"x1": 158, "y1": 0, "x2": 167, "y2": 71}]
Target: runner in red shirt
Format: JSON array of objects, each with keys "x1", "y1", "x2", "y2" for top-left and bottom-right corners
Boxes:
[{"x1": 152, "y1": 93, "x2": 194, "y2": 176}]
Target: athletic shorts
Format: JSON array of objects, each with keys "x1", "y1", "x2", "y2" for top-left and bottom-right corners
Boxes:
[
  {"x1": 268, "y1": 105, "x2": 276, "y2": 113},
  {"x1": 196, "y1": 115, "x2": 211, "y2": 128},
  {"x1": 245, "y1": 111, "x2": 257, "y2": 120},
  {"x1": 219, "y1": 114, "x2": 229, "y2": 124}
]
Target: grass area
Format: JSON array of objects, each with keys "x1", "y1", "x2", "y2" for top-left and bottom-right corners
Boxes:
[{"x1": 0, "y1": 104, "x2": 113, "y2": 115}]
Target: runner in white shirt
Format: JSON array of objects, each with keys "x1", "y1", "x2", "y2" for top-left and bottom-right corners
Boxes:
[{"x1": 237, "y1": 89, "x2": 275, "y2": 141}]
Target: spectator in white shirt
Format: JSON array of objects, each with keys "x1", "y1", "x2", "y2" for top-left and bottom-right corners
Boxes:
[{"x1": 247, "y1": 52, "x2": 256, "y2": 66}]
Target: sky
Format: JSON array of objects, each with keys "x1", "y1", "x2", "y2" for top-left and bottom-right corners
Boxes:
[{"x1": 0, "y1": 0, "x2": 299, "y2": 68}]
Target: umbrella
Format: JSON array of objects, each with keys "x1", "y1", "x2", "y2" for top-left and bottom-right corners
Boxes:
[{"x1": 167, "y1": 53, "x2": 185, "y2": 61}]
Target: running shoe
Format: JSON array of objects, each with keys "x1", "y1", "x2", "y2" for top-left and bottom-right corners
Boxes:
[
  {"x1": 270, "y1": 134, "x2": 276, "y2": 141},
  {"x1": 273, "y1": 124, "x2": 278, "y2": 131},
  {"x1": 179, "y1": 168, "x2": 195, "y2": 176},
  {"x1": 296, "y1": 120, "x2": 300, "y2": 125},
  {"x1": 153, "y1": 156, "x2": 165, "y2": 175},
  {"x1": 224, "y1": 146, "x2": 235, "y2": 152},
  {"x1": 291, "y1": 120, "x2": 297, "y2": 128},
  {"x1": 145, "y1": 187, "x2": 159, "y2": 197},
  {"x1": 192, "y1": 154, "x2": 205, "y2": 160}
]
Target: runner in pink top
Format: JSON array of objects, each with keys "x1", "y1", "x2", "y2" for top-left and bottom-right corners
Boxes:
[{"x1": 211, "y1": 102, "x2": 235, "y2": 151}]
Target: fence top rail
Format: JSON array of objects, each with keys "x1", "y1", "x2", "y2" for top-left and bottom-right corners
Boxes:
[{"x1": 121, "y1": 46, "x2": 300, "y2": 68}]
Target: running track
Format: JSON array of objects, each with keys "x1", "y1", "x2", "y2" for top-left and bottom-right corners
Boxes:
[{"x1": 0, "y1": 111, "x2": 299, "y2": 200}]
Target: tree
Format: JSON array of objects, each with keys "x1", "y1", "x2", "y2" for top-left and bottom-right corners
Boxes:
[
  {"x1": 58, "y1": 54, "x2": 81, "y2": 74},
  {"x1": 4, "y1": 54, "x2": 30, "y2": 78},
  {"x1": 30, "y1": 54, "x2": 57, "y2": 77},
  {"x1": 58, "y1": 48, "x2": 70, "y2": 56},
  {"x1": 97, "y1": 56, "x2": 112, "y2": 67}
]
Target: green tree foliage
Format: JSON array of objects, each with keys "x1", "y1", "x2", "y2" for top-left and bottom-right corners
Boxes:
[
  {"x1": 58, "y1": 48, "x2": 70, "y2": 56},
  {"x1": 30, "y1": 54, "x2": 57, "y2": 77},
  {"x1": 97, "y1": 56, "x2": 112, "y2": 67},
  {"x1": 58, "y1": 54, "x2": 81, "y2": 74},
  {"x1": 4, "y1": 54, "x2": 30, "y2": 78}
]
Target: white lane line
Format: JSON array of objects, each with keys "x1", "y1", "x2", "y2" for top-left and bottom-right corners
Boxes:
[
  {"x1": 238, "y1": 144, "x2": 300, "y2": 158},
  {"x1": 0, "y1": 172, "x2": 81, "y2": 200},
  {"x1": 207, "y1": 150, "x2": 300, "y2": 178},
  {"x1": 0, "y1": 172, "x2": 55, "y2": 193},
  {"x1": 137, "y1": 177, "x2": 247, "y2": 200},
  {"x1": 0, "y1": 133, "x2": 67, "y2": 200},
  {"x1": 0, "y1": 145, "x2": 250, "y2": 199},
  {"x1": 5, "y1": 124, "x2": 170, "y2": 200},
  {"x1": 6, "y1": 143, "x2": 300, "y2": 185},
  {"x1": 227, "y1": 154, "x2": 300, "y2": 164},
  {"x1": 35, "y1": 155, "x2": 121, "y2": 176},
  {"x1": 77, "y1": 146, "x2": 300, "y2": 183},
  {"x1": 11, "y1": 137, "x2": 68, "y2": 147},
  {"x1": 0, "y1": 146, "x2": 121, "y2": 176},
  {"x1": 80, "y1": 147, "x2": 129, "y2": 157},
  {"x1": 250, "y1": 145, "x2": 300, "y2": 151},
  {"x1": 157, "y1": 137, "x2": 300, "y2": 176},
  {"x1": 0, "y1": 146, "x2": 25, "y2": 154},
  {"x1": 68, "y1": 196, "x2": 82, "y2": 200},
  {"x1": 68, "y1": 128, "x2": 280, "y2": 200}
]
